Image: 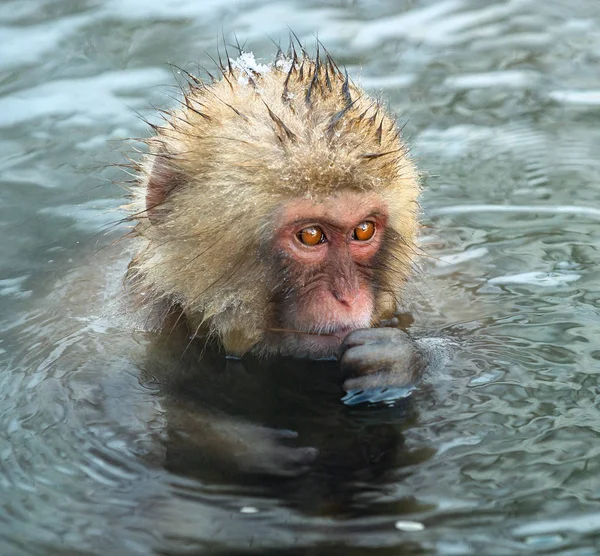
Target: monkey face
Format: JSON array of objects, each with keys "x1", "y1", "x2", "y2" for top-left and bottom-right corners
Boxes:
[
  {"x1": 268, "y1": 192, "x2": 388, "y2": 359},
  {"x1": 127, "y1": 48, "x2": 421, "y2": 359}
]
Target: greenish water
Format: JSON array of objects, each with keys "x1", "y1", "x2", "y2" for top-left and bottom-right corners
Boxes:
[{"x1": 1, "y1": 0, "x2": 600, "y2": 554}]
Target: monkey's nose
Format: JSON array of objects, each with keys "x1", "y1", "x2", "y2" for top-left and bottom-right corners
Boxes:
[{"x1": 332, "y1": 289, "x2": 359, "y2": 307}]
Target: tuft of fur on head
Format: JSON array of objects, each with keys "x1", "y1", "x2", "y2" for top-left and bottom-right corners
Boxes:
[{"x1": 124, "y1": 41, "x2": 421, "y2": 356}]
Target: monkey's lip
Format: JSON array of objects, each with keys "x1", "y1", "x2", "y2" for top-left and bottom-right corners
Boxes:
[
  {"x1": 329, "y1": 327, "x2": 355, "y2": 340},
  {"x1": 273, "y1": 325, "x2": 361, "y2": 345},
  {"x1": 308, "y1": 326, "x2": 357, "y2": 342}
]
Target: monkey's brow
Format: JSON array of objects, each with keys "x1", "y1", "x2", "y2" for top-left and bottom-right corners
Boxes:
[{"x1": 286, "y1": 211, "x2": 386, "y2": 230}]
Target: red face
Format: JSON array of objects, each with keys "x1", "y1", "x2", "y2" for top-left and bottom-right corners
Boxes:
[{"x1": 270, "y1": 192, "x2": 388, "y2": 359}]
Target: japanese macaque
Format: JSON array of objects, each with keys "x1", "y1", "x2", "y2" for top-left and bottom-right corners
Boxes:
[{"x1": 126, "y1": 44, "x2": 425, "y2": 392}]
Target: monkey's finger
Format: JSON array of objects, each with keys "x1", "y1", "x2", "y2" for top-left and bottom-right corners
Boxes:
[
  {"x1": 341, "y1": 327, "x2": 409, "y2": 350},
  {"x1": 285, "y1": 446, "x2": 319, "y2": 466},
  {"x1": 343, "y1": 370, "x2": 415, "y2": 392},
  {"x1": 340, "y1": 343, "x2": 414, "y2": 376},
  {"x1": 272, "y1": 429, "x2": 299, "y2": 440},
  {"x1": 272, "y1": 446, "x2": 319, "y2": 477}
]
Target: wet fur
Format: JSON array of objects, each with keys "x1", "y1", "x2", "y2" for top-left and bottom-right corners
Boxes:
[{"x1": 124, "y1": 42, "x2": 421, "y2": 356}]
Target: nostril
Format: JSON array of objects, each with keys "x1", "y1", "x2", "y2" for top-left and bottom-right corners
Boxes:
[{"x1": 332, "y1": 290, "x2": 357, "y2": 306}]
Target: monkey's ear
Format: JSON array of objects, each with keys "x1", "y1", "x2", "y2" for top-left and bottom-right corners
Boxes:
[{"x1": 145, "y1": 154, "x2": 185, "y2": 222}]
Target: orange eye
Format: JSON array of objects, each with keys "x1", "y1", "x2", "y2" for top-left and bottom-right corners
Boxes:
[
  {"x1": 353, "y1": 221, "x2": 375, "y2": 241},
  {"x1": 298, "y1": 226, "x2": 325, "y2": 246}
]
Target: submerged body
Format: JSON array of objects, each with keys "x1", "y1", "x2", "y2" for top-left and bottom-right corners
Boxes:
[{"x1": 126, "y1": 45, "x2": 423, "y2": 389}]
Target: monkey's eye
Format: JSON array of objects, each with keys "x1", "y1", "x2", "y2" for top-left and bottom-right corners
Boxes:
[
  {"x1": 353, "y1": 221, "x2": 376, "y2": 241},
  {"x1": 297, "y1": 226, "x2": 325, "y2": 246}
]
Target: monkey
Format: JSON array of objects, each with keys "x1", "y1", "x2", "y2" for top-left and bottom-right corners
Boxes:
[{"x1": 124, "y1": 43, "x2": 429, "y2": 397}]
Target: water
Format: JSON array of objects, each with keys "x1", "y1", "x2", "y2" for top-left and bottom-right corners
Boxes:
[{"x1": 1, "y1": 0, "x2": 600, "y2": 554}]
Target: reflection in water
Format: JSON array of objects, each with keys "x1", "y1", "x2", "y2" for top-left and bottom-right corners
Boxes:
[
  {"x1": 147, "y1": 335, "x2": 425, "y2": 514},
  {"x1": 153, "y1": 349, "x2": 432, "y2": 555},
  {"x1": 1, "y1": 0, "x2": 600, "y2": 554}
]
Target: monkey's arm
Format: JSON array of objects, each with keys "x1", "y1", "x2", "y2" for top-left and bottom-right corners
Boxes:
[{"x1": 340, "y1": 328, "x2": 449, "y2": 394}]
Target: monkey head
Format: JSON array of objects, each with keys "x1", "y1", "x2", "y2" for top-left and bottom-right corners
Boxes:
[{"x1": 126, "y1": 47, "x2": 421, "y2": 359}]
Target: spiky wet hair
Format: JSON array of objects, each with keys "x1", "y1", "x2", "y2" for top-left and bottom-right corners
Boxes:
[{"x1": 125, "y1": 42, "x2": 421, "y2": 356}]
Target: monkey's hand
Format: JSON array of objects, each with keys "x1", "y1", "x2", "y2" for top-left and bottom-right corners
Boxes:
[
  {"x1": 339, "y1": 328, "x2": 424, "y2": 398},
  {"x1": 230, "y1": 425, "x2": 319, "y2": 477},
  {"x1": 168, "y1": 409, "x2": 318, "y2": 478}
]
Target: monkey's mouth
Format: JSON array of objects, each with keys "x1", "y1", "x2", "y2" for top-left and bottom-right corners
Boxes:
[
  {"x1": 265, "y1": 325, "x2": 362, "y2": 359},
  {"x1": 266, "y1": 326, "x2": 356, "y2": 341},
  {"x1": 329, "y1": 327, "x2": 355, "y2": 340}
]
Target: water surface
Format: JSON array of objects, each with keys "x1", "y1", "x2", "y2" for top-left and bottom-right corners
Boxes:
[{"x1": 1, "y1": 0, "x2": 600, "y2": 554}]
